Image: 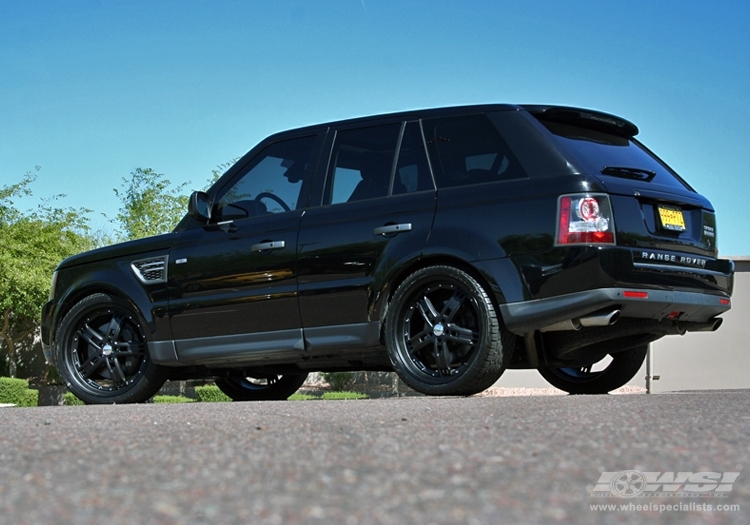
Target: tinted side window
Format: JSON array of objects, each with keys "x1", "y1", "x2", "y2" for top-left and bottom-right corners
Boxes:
[
  {"x1": 216, "y1": 135, "x2": 316, "y2": 219},
  {"x1": 422, "y1": 113, "x2": 528, "y2": 188},
  {"x1": 327, "y1": 123, "x2": 401, "y2": 205},
  {"x1": 393, "y1": 122, "x2": 434, "y2": 195}
]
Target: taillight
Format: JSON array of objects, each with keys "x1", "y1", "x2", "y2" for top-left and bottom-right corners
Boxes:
[{"x1": 556, "y1": 194, "x2": 615, "y2": 245}]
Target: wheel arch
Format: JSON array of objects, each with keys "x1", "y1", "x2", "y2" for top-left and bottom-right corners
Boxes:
[{"x1": 51, "y1": 269, "x2": 165, "y2": 348}]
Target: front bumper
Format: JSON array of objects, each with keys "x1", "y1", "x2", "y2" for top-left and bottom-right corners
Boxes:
[{"x1": 41, "y1": 300, "x2": 56, "y2": 365}]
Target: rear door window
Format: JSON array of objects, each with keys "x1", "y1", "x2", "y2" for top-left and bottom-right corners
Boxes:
[
  {"x1": 326, "y1": 123, "x2": 401, "y2": 205},
  {"x1": 393, "y1": 121, "x2": 434, "y2": 195}
]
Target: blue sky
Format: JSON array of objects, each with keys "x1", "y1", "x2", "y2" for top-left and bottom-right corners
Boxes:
[{"x1": 1, "y1": 0, "x2": 749, "y2": 255}]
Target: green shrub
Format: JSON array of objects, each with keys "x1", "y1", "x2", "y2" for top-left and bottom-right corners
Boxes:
[
  {"x1": 0, "y1": 378, "x2": 27, "y2": 403},
  {"x1": 153, "y1": 395, "x2": 194, "y2": 404},
  {"x1": 19, "y1": 388, "x2": 39, "y2": 407},
  {"x1": 288, "y1": 393, "x2": 318, "y2": 401},
  {"x1": 320, "y1": 372, "x2": 355, "y2": 392},
  {"x1": 194, "y1": 385, "x2": 232, "y2": 402},
  {"x1": 63, "y1": 392, "x2": 84, "y2": 405},
  {"x1": 321, "y1": 391, "x2": 368, "y2": 400},
  {"x1": 0, "y1": 377, "x2": 38, "y2": 406}
]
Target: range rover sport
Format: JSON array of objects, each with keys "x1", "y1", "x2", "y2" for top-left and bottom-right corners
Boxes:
[{"x1": 41, "y1": 104, "x2": 734, "y2": 403}]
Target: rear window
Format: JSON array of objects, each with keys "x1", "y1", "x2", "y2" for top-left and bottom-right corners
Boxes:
[{"x1": 541, "y1": 121, "x2": 694, "y2": 192}]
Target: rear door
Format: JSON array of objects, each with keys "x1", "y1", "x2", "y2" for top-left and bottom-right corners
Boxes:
[{"x1": 297, "y1": 120, "x2": 436, "y2": 349}]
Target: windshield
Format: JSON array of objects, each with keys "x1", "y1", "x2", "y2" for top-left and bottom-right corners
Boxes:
[{"x1": 541, "y1": 121, "x2": 694, "y2": 193}]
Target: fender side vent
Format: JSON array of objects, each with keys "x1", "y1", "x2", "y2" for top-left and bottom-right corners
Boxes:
[{"x1": 131, "y1": 256, "x2": 168, "y2": 284}]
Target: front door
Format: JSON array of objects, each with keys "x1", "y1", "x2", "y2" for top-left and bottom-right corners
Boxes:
[{"x1": 168, "y1": 134, "x2": 321, "y2": 364}]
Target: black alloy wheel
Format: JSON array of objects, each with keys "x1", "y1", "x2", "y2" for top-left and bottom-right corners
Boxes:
[
  {"x1": 56, "y1": 293, "x2": 168, "y2": 404},
  {"x1": 215, "y1": 373, "x2": 309, "y2": 401},
  {"x1": 538, "y1": 344, "x2": 648, "y2": 394},
  {"x1": 385, "y1": 266, "x2": 515, "y2": 396}
]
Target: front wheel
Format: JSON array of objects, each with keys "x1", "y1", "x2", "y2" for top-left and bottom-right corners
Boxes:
[
  {"x1": 56, "y1": 293, "x2": 168, "y2": 404},
  {"x1": 215, "y1": 373, "x2": 309, "y2": 401},
  {"x1": 538, "y1": 345, "x2": 648, "y2": 395},
  {"x1": 385, "y1": 265, "x2": 515, "y2": 396}
]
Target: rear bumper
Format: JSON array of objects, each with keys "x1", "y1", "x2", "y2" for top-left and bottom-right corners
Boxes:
[{"x1": 500, "y1": 287, "x2": 731, "y2": 335}]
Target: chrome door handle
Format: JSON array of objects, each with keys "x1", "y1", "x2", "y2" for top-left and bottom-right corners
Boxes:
[
  {"x1": 251, "y1": 240, "x2": 286, "y2": 252},
  {"x1": 374, "y1": 223, "x2": 412, "y2": 236}
]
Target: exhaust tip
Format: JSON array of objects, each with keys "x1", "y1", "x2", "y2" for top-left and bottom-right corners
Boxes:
[
  {"x1": 579, "y1": 309, "x2": 621, "y2": 328},
  {"x1": 681, "y1": 317, "x2": 724, "y2": 333}
]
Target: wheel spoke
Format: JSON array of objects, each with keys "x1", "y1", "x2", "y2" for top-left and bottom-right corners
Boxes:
[
  {"x1": 112, "y1": 341, "x2": 146, "y2": 357},
  {"x1": 105, "y1": 313, "x2": 125, "y2": 342},
  {"x1": 110, "y1": 358, "x2": 128, "y2": 387},
  {"x1": 78, "y1": 353, "x2": 105, "y2": 379},
  {"x1": 407, "y1": 328, "x2": 433, "y2": 354},
  {"x1": 433, "y1": 338, "x2": 450, "y2": 373},
  {"x1": 441, "y1": 290, "x2": 467, "y2": 323},
  {"x1": 416, "y1": 296, "x2": 439, "y2": 325},
  {"x1": 445, "y1": 324, "x2": 476, "y2": 346},
  {"x1": 78, "y1": 324, "x2": 105, "y2": 350}
]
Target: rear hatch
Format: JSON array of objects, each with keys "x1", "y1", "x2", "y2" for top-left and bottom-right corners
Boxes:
[{"x1": 524, "y1": 106, "x2": 718, "y2": 259}]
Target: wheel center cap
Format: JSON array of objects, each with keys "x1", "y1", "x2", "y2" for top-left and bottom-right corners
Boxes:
[
  {"x1": 433, "y1": 323, "x2": 445, "y2": 337},
  {"x1": 102, "y1": 344, "x2": 113, "y2": 356}
]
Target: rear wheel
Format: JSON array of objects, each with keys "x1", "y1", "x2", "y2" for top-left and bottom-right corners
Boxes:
[
  {"x1": 385, "y1": 265, "x2": 515, "y2": 396},
  {"x1": 215, "y1": 373, "x2": 309, "y2": 401},
  {"x1": 56, "y1": 293, "x2": 168, "y2": 404},
  {"x1": 538, "y1": 345, "x2": 648, "y2": 394}
]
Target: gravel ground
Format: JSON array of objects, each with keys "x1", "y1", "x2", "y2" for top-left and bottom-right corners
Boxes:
[
  {"x1": 476, "y1": 385, "x2": 647, "y2": 397},
  {"x1": 1, "y1": 390, "x2": 748, "y2": 525}
]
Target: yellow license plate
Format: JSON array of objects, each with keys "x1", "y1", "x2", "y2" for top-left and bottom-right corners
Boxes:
[{"x1": 658, "y1": 205, "x2": 686, "y2": 232}]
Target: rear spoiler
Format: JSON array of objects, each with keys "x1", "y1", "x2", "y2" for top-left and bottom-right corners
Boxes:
[{"x1": 522, "y1": 105, "x2": 639, "y2": 138}]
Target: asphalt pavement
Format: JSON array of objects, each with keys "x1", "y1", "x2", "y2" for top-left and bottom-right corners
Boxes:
[{"x1": 1, "y1": 391, "x2": 748, "y2": 525}]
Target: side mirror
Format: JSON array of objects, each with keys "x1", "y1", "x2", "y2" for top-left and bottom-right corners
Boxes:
[{"x1": 188, "y1": 191, "x2": 212, "y2": 222}]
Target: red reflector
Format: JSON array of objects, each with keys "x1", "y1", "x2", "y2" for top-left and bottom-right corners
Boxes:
[
  {"x1": 666, "y1": 311, "x2": 681, "y2": 319},
  {"x1": 623, "y1": 291, "x2": 649, "y2": 299},
  {"x1": 720, "y1": 298, "x2": 730, "y2": 306},
  {"x1": 566, "y1": 231, "x2": 616, "y2": 244}
]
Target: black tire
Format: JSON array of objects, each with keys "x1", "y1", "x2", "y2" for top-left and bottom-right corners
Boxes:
[
  {"x1": 538, "y1": 345, "x2": 648, "y2": 395},
  {"x1": 385, "y1": 265, "x2": 515, "y2": 396},
  {"x1": 215, "y1": 373, "x2": 309, "y2": 401},
  {"x1": 55, "y1": 293, "x2": 168, "y2": 404}
]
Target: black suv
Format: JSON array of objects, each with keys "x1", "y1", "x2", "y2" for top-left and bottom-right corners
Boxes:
[{"x1": 41, "y1": 104, "x2": 734, "y2": 403}]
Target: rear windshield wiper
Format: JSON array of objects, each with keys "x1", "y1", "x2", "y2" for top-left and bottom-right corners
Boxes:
[{"x1": 601, "y1": 166, "x2": 656, "y2": 182}]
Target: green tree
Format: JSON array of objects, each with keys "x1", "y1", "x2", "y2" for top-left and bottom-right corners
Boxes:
[
  {"x1": 0, "y1": 169, "x2": 92, "y2": 377},
  {"x1": 207, "y1": 159, "x2": 238, "y2": 188},
  {"x1": 114, "y1": 168, "x2": 190, "y2": 241}
]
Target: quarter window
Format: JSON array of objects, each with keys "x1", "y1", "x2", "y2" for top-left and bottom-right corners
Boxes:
[{"x1": 422, "y1": 113, "x2": 527, "y2": 188}]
